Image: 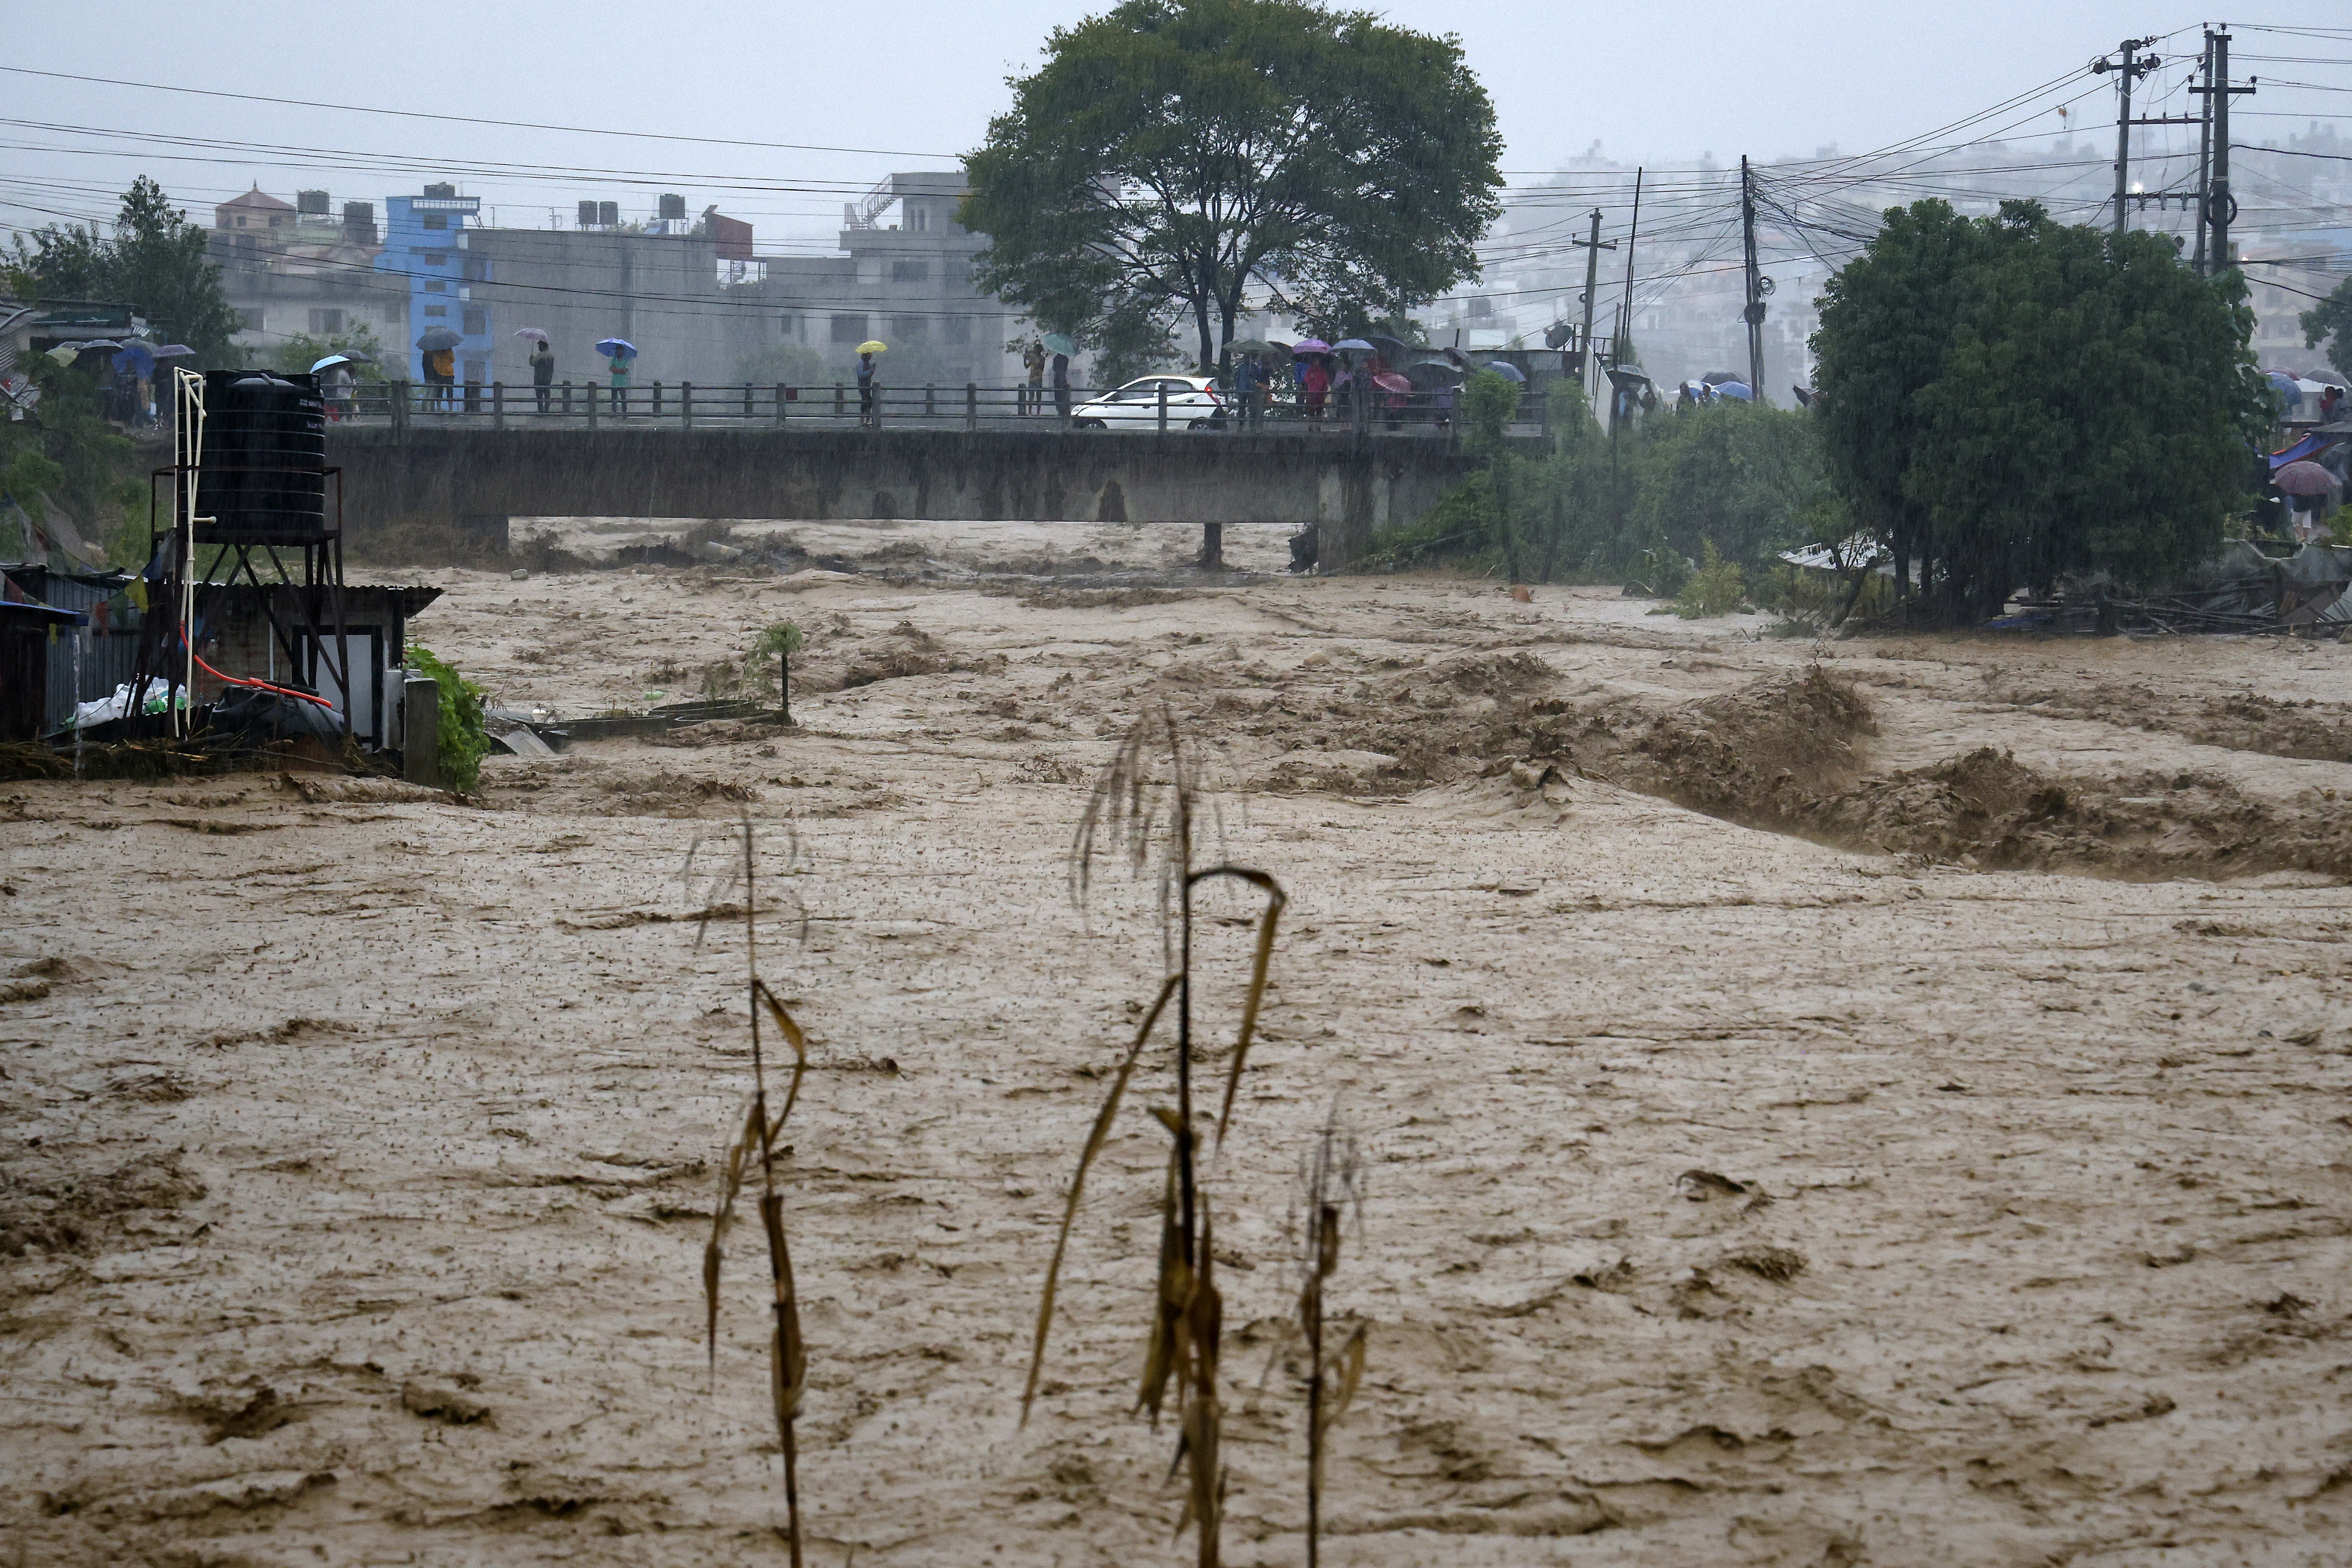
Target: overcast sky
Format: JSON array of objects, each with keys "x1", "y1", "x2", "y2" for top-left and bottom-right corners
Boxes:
[{"x1": 8, "y1": 2, "x2": 2344, "y2": 247}]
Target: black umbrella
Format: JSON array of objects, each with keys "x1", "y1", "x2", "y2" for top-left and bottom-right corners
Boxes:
[
  {"x1": 415, "y1": 327, "x2": 463, "y2": 352},
  {"x1": 1363, "y1": 333, "x2": 1414, "y2": 365},
  {"x1": 1700, "y1": 370, "x2": 1741, "y2": 386},
  {"x1": 1404, "y1": 359, "x2": 1464, "y2": 387}
]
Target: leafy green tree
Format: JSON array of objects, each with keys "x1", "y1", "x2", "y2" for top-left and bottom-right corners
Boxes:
[
  {"x1": 7, "y1": 177, "x2": 243, "y2": 365},
  {"x1": 271, "y1": 320, "x2": 388, "y2": 381},
  {"x1": 1630, "y1": 400, "x2": 1824, "y2": 571},
  {"x1": 0, "y1": 357, "x2": 146, "y2": 566},
  {"x1": 2300, "y1": 275, "x2": 2352, "y2": 381},
  {"x1": 1814, "y1": 199, "x2": 2264, "y2": 621},
  {"x1": 961, "y1": 0, "x2": 1502, "y2": 374}
]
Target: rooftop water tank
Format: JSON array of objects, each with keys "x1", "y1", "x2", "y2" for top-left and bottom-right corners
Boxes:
[{"x1": 195, "y1": 369, "x2": 326, "y2": 546}]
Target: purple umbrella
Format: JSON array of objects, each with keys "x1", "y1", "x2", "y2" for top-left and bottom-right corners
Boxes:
[
  {"x1": 1291, "y1": 338, "x2": 1330, "y2": 354},
  {"x1": 154, "y1": 345, "x2": 195, "y2": 358},
  {"x1": 2276, "y1": 460, "x2": 2339, "y2": 497}
]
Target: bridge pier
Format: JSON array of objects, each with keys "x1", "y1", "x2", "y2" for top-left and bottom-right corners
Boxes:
[{"x1": 1200, "y1": 521, "x2": 1223, "y2": 569}]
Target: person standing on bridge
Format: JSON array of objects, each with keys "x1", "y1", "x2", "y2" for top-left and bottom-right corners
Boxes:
[
  {"x1": 606, "y1": 349, "x2": 630, "y2": 417},
  {"x1": 1021, "y1": 339, "x2": 1045, "y2": 416},
  {"x1": 1051, "y1": 349, "x2": 1071, "y2": 423},
  {"x1": 856, "y1": 348, "x2": 879, "y2": 428},
  {"x1": 529, "y1": 338, "x2": 556, "y2": 415}
]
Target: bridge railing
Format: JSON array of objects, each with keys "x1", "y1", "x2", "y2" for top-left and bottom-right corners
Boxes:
[{"x1": 328, "y1": 380, "x2": 1551, "y2": 438}]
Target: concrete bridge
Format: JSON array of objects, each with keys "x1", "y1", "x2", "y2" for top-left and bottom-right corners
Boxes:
[{"x1": 320, "y1": 425, "x2": 1489, "y2": 567}]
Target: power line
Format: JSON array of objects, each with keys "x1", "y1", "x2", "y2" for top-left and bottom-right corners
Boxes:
[{"x1": 0, "y1": 66, "x2": 956, "y2": 161}]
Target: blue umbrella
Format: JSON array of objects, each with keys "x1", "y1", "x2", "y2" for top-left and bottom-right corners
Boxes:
[
  {"x1": 311, "y1": 354, "x2": 358, "y2": 373},
  {"x1": 113, "y1": 344, "x2": 156, "y2": 377},
  {"x1": 2268, "y1": 370, "x2": 2303, "y2": 410},
  {"x1": 1715, "y1": 381, "x2": 1755, "y2": 400},
  {"x1": 596, "y1": 337, "x2": 637, "y2": 359},
  {"x1": 1331, "y1": 338, "x2": 1375, "y2": 352},
  {"x1": 1478, "y1": 361, "x2": 1527, "y2": 383}
]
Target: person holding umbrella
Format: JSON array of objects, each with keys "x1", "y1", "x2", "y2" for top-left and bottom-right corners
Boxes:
[
  {"x1": 855, "y1": 339, "x2": 886, "y2": 428},
  {"x1": 416, "y1": 327, "x2": 462, "y2": 410},
  {"x1": 518, "y1": 330, "x2": 555, "y2": 414},
  {"x1": 1022, "y1": 338, "x2": 1045, "y2": 416},
  {"x1": 597, "y1": 337, "x2": 635, "y2": 416}
]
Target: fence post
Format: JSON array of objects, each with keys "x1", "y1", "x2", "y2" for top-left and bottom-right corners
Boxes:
[
  {"x1": 587, "y1": 379, "x2": 598, "y2": 431},
  {"x1": 682, "y1": 381, "x2": 693, "y2": 429},
  {"x1": 776, "y1": 383, "x2": 788, "y2": 428},
  {"x1": 562, "y1": 380, "x2": 571, "y2": 416},
  {"x1": 492, "y1": 381, "x2": 504, "y2": 429},
  {"x1": 834, "y1": 381, "x2": 844, "y2": 419},
  {"x1": 652, "y1": 381, "x2": 663, "y2": 419},
  {"x1": 742, "y1": 382, "x2": 752, "y2": 421},
  {"x1": 925, "y1": 382, "x2": 936, "y2": 419},
  {"x1": 390, "y1": 379, "x2": 410, "y2": 439},
  {"x1": 966, "y1": 382, "x2": 977, "y2": 431},
  {"x1": 1159, "y1": 382, "x2": 1169, "y2": 433}
]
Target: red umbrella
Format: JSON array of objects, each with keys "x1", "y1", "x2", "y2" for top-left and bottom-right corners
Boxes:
[
  {"x1": 2276, "y1": 460, "x2": 2339, "y2": 497},
  {"x1": 1371, "y1": 372, "x2": 1412, "y2": 394}
]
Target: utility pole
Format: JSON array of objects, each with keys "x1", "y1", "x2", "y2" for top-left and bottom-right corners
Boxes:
[
  {"x1": 1617, "y1": 169, "x2": 1642, "y2": 375},
  {"x1": 1571, "y1": 208, "x2": 1616, "y2": 405},
  {"x1": 2193, "y1": 31, "x2": 2215, "y2": 273},
  {"x1": 1740, "y1": 156, "x2": 1765, "y2": 401},
  {"x1": 2192, "y1": 28, "x2": 2256, "y2": 271},
  {"x1": 2094, "y1": 38, "x2": 2158, "y2": 234}
]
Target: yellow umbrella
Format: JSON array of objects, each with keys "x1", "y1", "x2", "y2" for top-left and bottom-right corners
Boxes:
[{"x1": 856, "y1": 340, "x2": 888, "y2": 355}]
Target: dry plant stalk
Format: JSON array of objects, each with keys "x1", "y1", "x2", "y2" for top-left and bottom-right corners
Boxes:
[
  {"x1": 699, "y1": 818, "x2": 813, "y2": 1568},
  {"x1": 1297, "y1": 1104, "x2": 1366, "y2": 1568},
  {"x1": 1027, "y1": 708, "x2": 1287, "y2": 1568}
]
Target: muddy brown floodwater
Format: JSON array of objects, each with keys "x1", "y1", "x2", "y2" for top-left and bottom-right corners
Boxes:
[{"x1": 5, "y1": 517, "x2": 2351, "y2": 1568}]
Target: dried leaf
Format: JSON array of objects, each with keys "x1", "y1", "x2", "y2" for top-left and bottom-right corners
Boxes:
[
  {"x1": 1186, "y1": 864, "x2": 1287, "y2": 1147},
  {"x1": 1319, "y1": 1323, "x2": 1367, "y2": 1437},
  {"x1": 1020, "y1": 973, "x2": 1182, "y2": 1423},
  {"x1": 705, "y1": 1095, "x2": 765, "y2": 1379}
]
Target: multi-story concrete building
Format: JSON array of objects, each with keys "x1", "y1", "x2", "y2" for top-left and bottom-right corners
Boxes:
[
  {"x1": 210, "y1": 187, "x2": 400, "y2": 365},
  {"x1": 374, "y1": 185, "x2": 490, "y2": 384}
]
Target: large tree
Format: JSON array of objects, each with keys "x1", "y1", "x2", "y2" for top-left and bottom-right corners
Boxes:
[
  {"x1": 1813, "y1": 200, "x2": 2265, "y2": 621},
  {"x1": 2299, "y1": 275, "x2": 2352, "y2": 381},
  {"x1": 7, "y1": 177, "x2": 243, "y2": 365},
  {"x1": 960, "y1": 0, "x2": 1502, "y2": 373}
]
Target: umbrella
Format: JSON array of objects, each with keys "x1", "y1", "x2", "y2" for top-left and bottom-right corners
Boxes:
[
  {"x1": 154, "y1": 345, "x2": 194, "y2": 358},
  {"x1": 512, "y1": 326, "x2": 551, "y2": 340},
  {"x1": 44, "y1": 344, "x2": 79, "y2": 366},
  {"x1": 2276, "y1": 460, "x2": 2339, "y2": 497},
  {"x1": 1331, "y1": 338, "x2": 1375, "y2": 352},
  {"x1": 417, "y1": 327, "x2": 463, "y2": 352},
  {"x1": 1040, "y1": 332, "x2": 1076, "y2": 356},
  {"x1": 76, "y1": 339, "x2": 122, "y2": 352},
  {"x1": 1715, "y1": 381, "x2": 1755, "y2": 400},
  {"x1": 117, "y1": 335, "x2": 157, "y2": 352},
  {"x1": 1701, "y1": 370, "x2": 1742, "y2": 386},
  {"x1": 1364, "y1": 333, "x2": 1413, "y2": 364},
  {"x1": 1291, "y1": 338, "x2": 1331, "y2": 355},
  {"x1": 1477, "y1": 361, "x2": 1527, "y2": 383},
  {"x1": 1371, "y1": 372, "x2": 1413, "y2": 394},
  {"x1": 594, "y1": 337, "x2": 637, "y2": 358},
  {"x1": 1226, "y1": 337, "x2": 1279, "y2": 356},
  {"x1": 113, "y1": 344, "x2": 157, "y2": 376},
  {"x1": 855, "y1": 339, "x2": 888, "y2": 355},
  {"x1": 311, "y1": 354, "x2": 358, "y2": 373},
  {"x1": 1403, "y1": 360, "x2": 1463, "y2": 388}
]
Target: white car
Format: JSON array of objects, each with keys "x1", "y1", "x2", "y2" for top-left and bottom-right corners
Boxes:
[{"x1": 1070, "y1": 375, "x2": 1223, "y2": 430}]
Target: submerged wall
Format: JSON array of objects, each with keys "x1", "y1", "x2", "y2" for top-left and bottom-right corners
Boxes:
[{"x1": 322, "y1": 426, "x2": 1487, "y2": 567}]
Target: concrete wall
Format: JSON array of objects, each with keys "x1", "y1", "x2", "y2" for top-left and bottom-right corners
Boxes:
[{"x1": 322, "y1": 426, "x2": 1485, "y2": 567}]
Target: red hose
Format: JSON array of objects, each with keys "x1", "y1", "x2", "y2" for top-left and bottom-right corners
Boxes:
[{"x1": 171, "y1": 633, "x2": 338, "y2": 709}]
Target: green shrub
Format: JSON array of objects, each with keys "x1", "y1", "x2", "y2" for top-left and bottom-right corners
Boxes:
[
  {"x1": 406, "y1": 644, "x2": 488, "y2": 791},
  {"x1": 1673, "y1": 540, "x2": 1747, "y2": 618}
]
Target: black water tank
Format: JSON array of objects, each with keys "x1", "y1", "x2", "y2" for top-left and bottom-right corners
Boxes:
[
  {"x1": 196, "y1": 369, "x2": 326, "y2": 545},
  {"x1": 658, "y1": 192, "x2": 686, "y2": 221}
]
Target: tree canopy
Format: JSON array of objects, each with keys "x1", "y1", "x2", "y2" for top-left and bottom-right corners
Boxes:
[
  {"x1": 1813, "y1": 199, "x2": 2265, "y2": 621},
  {"x1": 2299, "y1": 274, "x2": 2352, "y2": 381},
  {"x1": 6, "y1": 177, "x2": 243, "y2": 365},
  {"x1": 959, "y1": 0, "x2": 1502, "y2": 373}
]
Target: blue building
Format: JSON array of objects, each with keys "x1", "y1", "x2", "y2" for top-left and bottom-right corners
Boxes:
[{"x1": 374, "y1": 184, "x2": 489, "y2": 384}]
